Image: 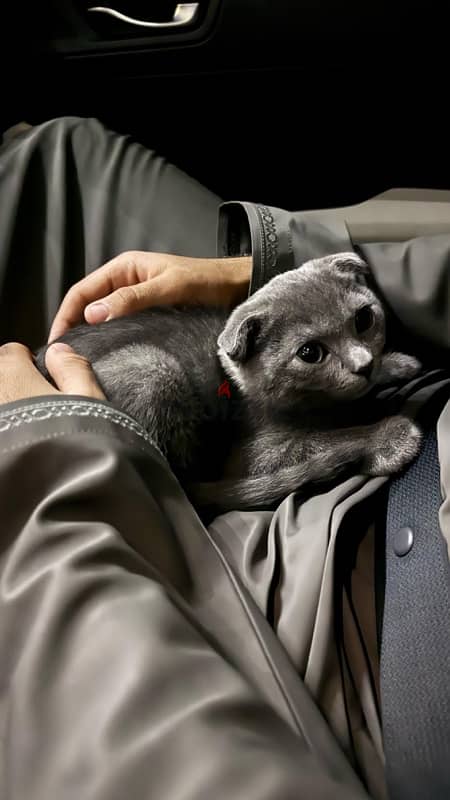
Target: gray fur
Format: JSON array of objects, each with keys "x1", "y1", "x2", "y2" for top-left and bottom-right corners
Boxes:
[{"x1": 34, "y1": 252, "x2": 422, "y2": 512}]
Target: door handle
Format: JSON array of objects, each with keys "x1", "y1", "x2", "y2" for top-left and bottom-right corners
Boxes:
[{"x1": 87, "y1": 3, "x2": 199, "y2": 29}]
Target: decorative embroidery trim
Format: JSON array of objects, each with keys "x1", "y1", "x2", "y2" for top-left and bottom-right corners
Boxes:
[
  {"x1": 0, "y1": 398, "x2": 161, "y2": 452},
  {"x1": 256, "y1": 205, "x2": 278, "y2": 274}
]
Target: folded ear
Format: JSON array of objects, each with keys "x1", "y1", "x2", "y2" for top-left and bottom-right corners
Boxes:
[
  {"x1": 218, "y1": 308, "x2": 263, "y2": 362},
  {"x1": 329, "y1": 252, "x2": 369, "y2": 281}
]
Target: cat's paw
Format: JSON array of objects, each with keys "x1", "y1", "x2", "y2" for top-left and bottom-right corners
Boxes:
[
  {"x1": 363, "y1": 415, "x2": 422, "y2": 476},
  {"x1": 395, "y1": 354, "x2": 422, "y2": 379},
  {"x1": 375, "y1": 352, "x2": 422, "y2": 385}
]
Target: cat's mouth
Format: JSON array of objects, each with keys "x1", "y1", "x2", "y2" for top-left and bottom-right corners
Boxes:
[{"x1": 350, "y1": 358, "x2": 382, "y2": 395}]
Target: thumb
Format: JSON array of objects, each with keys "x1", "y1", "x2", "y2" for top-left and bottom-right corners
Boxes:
[
  {"x1": 45, "y1": 343, "x2": 106, "y2": 400},
  {"x1": 84, "y1": 281, "x2": 162, "y2": 324}
]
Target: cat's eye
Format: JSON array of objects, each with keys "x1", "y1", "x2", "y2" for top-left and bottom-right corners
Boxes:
[
  {"x1": 355, "y1": 305, "x2": 375, "y2": 334},
  {"x1": 297, "y1": 342, "x2": 326, "y2": 364}
]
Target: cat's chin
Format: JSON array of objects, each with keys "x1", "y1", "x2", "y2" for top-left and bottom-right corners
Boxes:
[
  {"x1": 353, "y1": 382, "x2": 374, "y2": 399},
  {"x1": 330, "y1": 382, "x2": 373, "y2": 402},
  {"x1": 298, "y1": 381, "x2": 372, "y2": 410}
]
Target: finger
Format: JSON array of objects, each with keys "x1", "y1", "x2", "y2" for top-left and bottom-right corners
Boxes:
[
  {"x1": 0, "y1": 343, "x2": 59, "y2": 404},
  {"x1": 85, "y1": 274, "x2": 185, "y2": 321},
  {"x1": 45, "y1": 343, "x2": 105, "y2": 400},
  {"x1": 0, "y1": 342, "x2": 34, "y2": 361},
  {"x1": 48, "y1": 252, "x2": 163, "y2": 342},
  {"x1": 48, "y1": 269, "x2": 117, "y2": 342}
]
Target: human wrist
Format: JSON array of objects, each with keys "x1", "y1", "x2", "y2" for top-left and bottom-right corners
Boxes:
[{"x1": 220, "y1": 256, "x2": 252, "y2": 305}]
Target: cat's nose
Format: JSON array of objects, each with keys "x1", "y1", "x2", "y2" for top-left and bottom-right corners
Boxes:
[{"x1": 354, "y1": 359, "x2": 373, "y2": 379}]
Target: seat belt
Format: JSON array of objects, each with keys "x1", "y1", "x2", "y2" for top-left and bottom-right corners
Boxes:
[{"x1": 381, "y1": 430, "x2": 450, "y2": 799}]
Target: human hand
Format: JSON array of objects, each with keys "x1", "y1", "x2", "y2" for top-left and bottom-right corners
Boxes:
[
  {"x1": 0, "y1": 342, "x2": 105, "y2": 405},
  {"x1": 48, "y1": 252, "x2": 252, "y2": 342}
]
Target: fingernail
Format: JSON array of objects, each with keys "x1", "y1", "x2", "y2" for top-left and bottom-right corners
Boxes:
[
  {"x1": 48, "y1": 342, "x2": 73, "y2": 353},
  {"x1": 85, "y1": 302, "x2": 110, "y2": 324}
]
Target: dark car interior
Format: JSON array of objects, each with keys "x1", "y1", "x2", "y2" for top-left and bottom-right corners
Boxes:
[{"x1": 5, "y1": 1, "x2": 448, "y2": 212}]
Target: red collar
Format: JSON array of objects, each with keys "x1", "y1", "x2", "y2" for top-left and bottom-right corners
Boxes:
[{"x1": 217, "y1": 379, "x2": 231, "y2": 400}]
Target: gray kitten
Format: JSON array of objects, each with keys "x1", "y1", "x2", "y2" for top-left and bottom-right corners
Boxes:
[{"x1": 35, "y1": 253, "x2": 422, "y2": 512}]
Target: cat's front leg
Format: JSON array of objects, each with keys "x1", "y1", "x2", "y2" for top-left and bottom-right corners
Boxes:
[
  {"x1": 374, "y1": 352, "x2": 422, "y2": 385},
  {"x1": 239, "y1": 415, "x2": 421, "y2": 485},
  {"x1": 362, "y1": 415, "x2": 422, "y2": 475}
]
